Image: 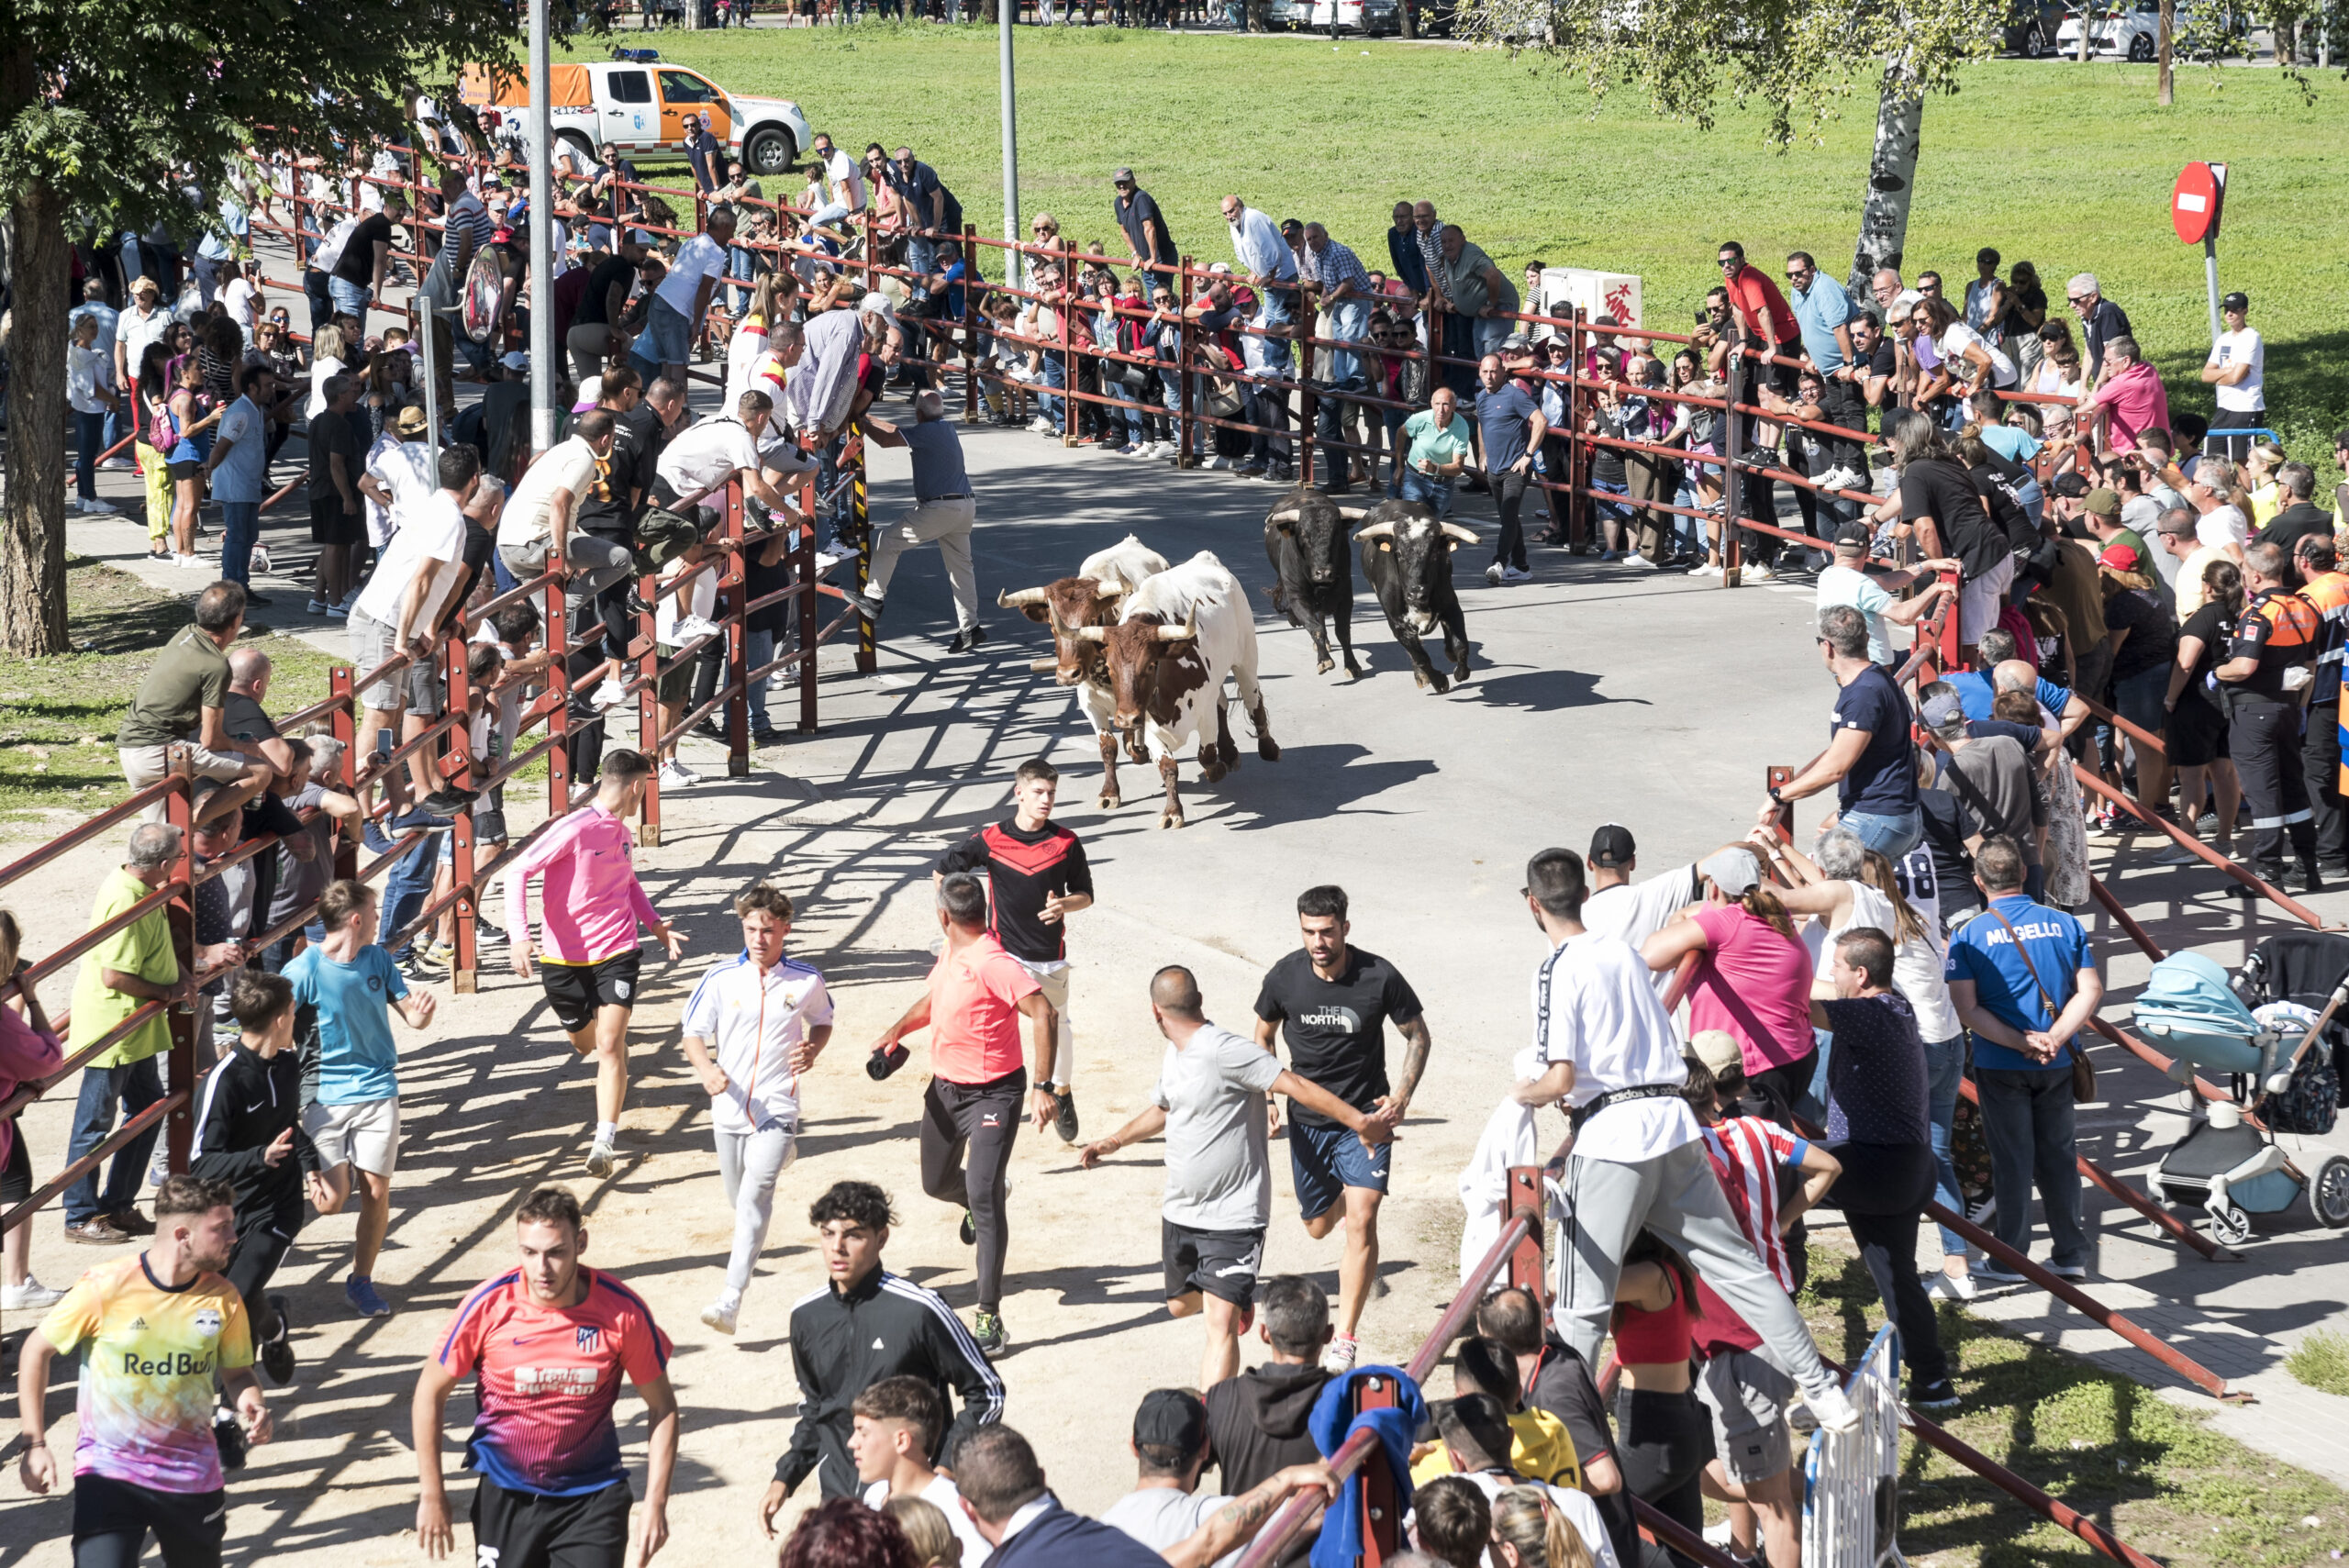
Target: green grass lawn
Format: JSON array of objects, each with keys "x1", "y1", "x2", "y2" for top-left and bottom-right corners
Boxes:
[{"x1": 580, "y1": 27, "x2": 2349, "y2": 469}]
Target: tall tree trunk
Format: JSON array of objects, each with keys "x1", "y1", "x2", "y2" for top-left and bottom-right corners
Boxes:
[
  {"x1": 1, "y1": 47, "x2": 73, "y2": 656},
  {"x1": 1845, "y1": 56, "x2": 1922, "y2": 306},
  {"x1": 2158, "y1": 0, "x2": 2175, "y2": 100}
]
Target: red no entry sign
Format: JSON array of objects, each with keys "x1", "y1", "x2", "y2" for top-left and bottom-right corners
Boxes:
[{"x1": 2173, "y1": 161, "x2": 2226, "y2": 245}]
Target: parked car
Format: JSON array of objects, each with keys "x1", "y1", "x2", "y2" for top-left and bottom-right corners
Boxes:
[
  {"x1": 457, "y1": 55, "x2": 812, "y2": 177},
  {"x1": 2003, "y1": 0, "x2": 2065, "y2": 53},
  {"x1": 2054, "y1": 0, "x2": 2162, "y2": 59}
]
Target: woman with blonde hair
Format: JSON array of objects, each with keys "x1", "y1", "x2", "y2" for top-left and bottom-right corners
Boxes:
[
  {"x1": 2242, "y1": 439, "x2": 2288, "y2": 528},
  {"x1": 1490, "y1": 1484, "x2": 1598, "y2": 1568},
  {"x1": 884, "y1": 1496, "x2": 965, "y2": 1568}
]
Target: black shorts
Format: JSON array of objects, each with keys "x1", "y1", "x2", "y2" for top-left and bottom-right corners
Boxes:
[
  {"x1": 72, "y1": 1473, "x2": 227, "y2": 1568},
  {"x1": 2168, "y1": 696, "x2": 2232, "y2": 769},
  {"x1": 1163, "y1": 1218, "x2": 1265, "y2": 1308},
  {"x1": 541, "y1": 951, "x2": 642, "y2": 1034},
  {"x1": 1, "y1": 1130, "x2": 31, "y2": 1205},
  {"x1": 471, "y1": 1477, "x2": 631, "y2": 1568},
  {"x1": 166, "y1": 460, "x2": 203, "y2": 484},
  {"x1": 309, "y1": 494, "x2": 363, "y2": 547}
]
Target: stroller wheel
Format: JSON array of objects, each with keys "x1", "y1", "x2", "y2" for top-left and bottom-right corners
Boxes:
[
  {"x1": 2307, "y1": 1155, "x2": 2349, "y2": 1229},
  {"x1": 2210, "y1": 1205, "x2": 2254, "y2": 1246}
]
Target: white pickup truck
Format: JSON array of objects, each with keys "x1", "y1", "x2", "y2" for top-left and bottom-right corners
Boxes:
[{"x1": 458, "y1": 57, "x2": 813, "y2": 178}]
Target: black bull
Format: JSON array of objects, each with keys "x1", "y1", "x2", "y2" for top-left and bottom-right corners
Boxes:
[
  {"x1": 1263, "y1": 492, "x2": 1364, "y2": 677},
  {"x1": 1358, "y1": 500, "x2": 1478, "y2": 693}
]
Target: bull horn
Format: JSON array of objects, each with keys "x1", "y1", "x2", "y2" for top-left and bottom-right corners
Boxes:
[
  {"x1": 1355, "y1": 520, "x2": 1397, "y2": 543},
  {"x1": 1334, "y1": 506, "x2": 1371, "y2": 523},
  {"x1": 996, "y1": 585, "x2": 1052, "y2": 608},
  {"x1": 1265, "y1": 501, "x2": 1304, "y2": 523},
  {"x1": 1092, "y1": 576, "x2": 1129, "y2": 598},
  {"x1": 1440, "y1": 523, "x2": 1482, "y2": 546},
  {"x1": 1074, "y1": 625, "x2": 1110, "y2": 644},
  {"x1": 1152, "y1": 617, "x2": 1197, "y2": 644}
]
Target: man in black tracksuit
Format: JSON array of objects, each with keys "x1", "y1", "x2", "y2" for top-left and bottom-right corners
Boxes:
[
  {"x1": 191, "y1": 971, "x2": 312, "y2": 1385},
  {"x1": 759, "y1": 1181, "x2": 1004, "y2": 1539}
]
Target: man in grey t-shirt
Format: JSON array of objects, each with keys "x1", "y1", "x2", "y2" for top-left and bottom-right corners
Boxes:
[
  {"x1": 839, "y1": 391, "x2": 984, "y2": 651},
  {"x1": 1081, "y1": 965, "x2": 1388, "y2": 1387}
]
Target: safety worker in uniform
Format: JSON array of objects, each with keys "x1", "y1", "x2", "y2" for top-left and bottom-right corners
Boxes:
[
  {"x1": 2295, "y1": 534, "x2": 2349, "y2": 878},
  {"x1": 2217, "y1": 540, "x2": 2324, "y2": 894}
]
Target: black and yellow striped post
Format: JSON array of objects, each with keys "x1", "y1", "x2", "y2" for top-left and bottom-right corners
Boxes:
[{"x1": 852, "y1": 434, "x2": 876, "y2": 673}]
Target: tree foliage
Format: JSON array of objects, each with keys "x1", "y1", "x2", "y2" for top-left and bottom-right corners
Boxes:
[
  {"x1": 1450, "y1": 0, "x2": 1999, "y2": 147},
  {"x1": 0, "y1": 0, "x2": 535, "y2": 654}
]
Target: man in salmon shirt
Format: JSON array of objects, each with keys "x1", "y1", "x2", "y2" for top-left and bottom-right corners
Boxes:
[
  {"x1": 865, "y1": 873, "x2": 1059, "y2": 1359},
  {"x1": 505, "y1": 751, "x2": 687, "y2": 1181}
]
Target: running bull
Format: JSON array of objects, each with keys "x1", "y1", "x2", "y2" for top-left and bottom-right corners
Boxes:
[
  {"x1": 996, "y1": 534, "x2": 1170, "y2": 809},
  {"x1": 1264, "y1": 491, "x2": 1364, "y2": 678},
  {"x1": 1357, "y1": 501, "x2": 1479, "y2": 693}
]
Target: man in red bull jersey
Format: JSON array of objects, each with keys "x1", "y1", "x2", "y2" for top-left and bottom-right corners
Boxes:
[{"x1": 413, "y1": 1185, "x2": 679, "y2": 1568}]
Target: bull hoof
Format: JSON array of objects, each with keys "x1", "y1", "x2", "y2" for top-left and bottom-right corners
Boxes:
[
  {"x1": 1412, "y1": 668, "x2": 1429, "y2": 690},
  {"x1": 1428, "y1": 673, "x2": 1451, "y2": 695},
  {"x1": 1199, "y1": 758, "x2": 1229, "y2": 784},
  {"x1": 1452, "y1": 662, "x2": 1473, "y2": 686},
  {"x1": 1258, "y1": 740, "x2": 1281, "y2": 762},
  {"x1": 1099, "y1": 791, "x2": 1122, "y2": 810},
  {"x1": 1218, "y1": 745, "x2": 1241, "y2": 771},
  {"x1": 1316, "y1": 657, "x2": 1334, "y2": 674},
  {"x1": 1344, "y1": 660, "x2": 1365, "y2": 679},
  {"x1": 1159, "y1": 810, "x2": 1186, "y2": 829}
]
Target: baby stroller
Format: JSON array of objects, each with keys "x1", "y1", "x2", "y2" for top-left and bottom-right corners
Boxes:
[{"x1": 2130, "y1": 946, "x2": 2349, "y2": 1245}]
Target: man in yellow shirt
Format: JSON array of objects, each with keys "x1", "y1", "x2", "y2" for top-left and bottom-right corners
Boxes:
[
  {"x1": 62, "y1": 823, "x2": 194, "y2": 1246},
  {"x1": 1410, "y1": 1337, "x2": 1580, "y2": 1490}
]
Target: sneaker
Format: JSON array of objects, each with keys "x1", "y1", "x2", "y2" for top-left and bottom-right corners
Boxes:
[
  {"x1": 345, "y1": 1276, "x2": 392, "y2": 1318},
  {"x1": 590, "y1": 678, "x2": 629, "y2": 708},
  {"x1": 306, "y1": 597, "x2": 330, "y2": 615},
  {"x1": 100, "y1": 457, "x2": 134, "y2": 472},
  {"x1": 1106, "y1": 443, "x2": 1138, "y2": 457},
  {"x1": 1485, "y1": 562, "x2": 1504, "y2": 586},
  {"x1": 259, "y1": 1318, "x2": 296, "y2": 1386},
  {"x1": 1807, "y1": 1383, "x2": 1861, "y2": 1434},
  {"x1": 1690, "y1": 562, "x2": 1721, "y2": 578},
  {"x1": 701, "y1": 1298, "x2": 740, "y2": 1336},
  {"x1": 960, "y1": 1208, "x2": 977, "y2": 1246},
  {"x1": 1501, "y1": 567, "x2": 1535, "y2": 584},
  {"x1": 386, "y1": 804, "x2": 456, "y2": 831},
  {"x1": 2050, "y1": 1262, "x2": 2091, "y2": 1282},
  {"x1": 751, "y1": 728, "x2": 784, "y2": 748},
  {"x1": 2152, "y1": 843, "x2": 2210, "y2": 866},
  {"x1": 1321, "y1": 1332, "x2": 1360, "y2": 1374},
  {"x1": 1972, "y1": 1260, "x2": 2032, "y2": 1287},
  {"x1": 971, "y1": 1309, "x2": 1008, "y2": 1358},
  {"x1": 659, "y1": 762, "x2": 698, "y2": 790},
  {"x1": 422, "y1": 940, "x2": 456, "y2": 969},
  {"x1": 2, "y1": 1275, "x2": 65, "y2": 1309},
  {"x1": 250, "y1": 546, "x2": 271, "y2": 575},
  {"x1": 1027, "y1": 417, "x2": 1054, "y2": 435},
  {"x1": 78, "y1": 497, "x2": 117, "y2": 515},
  {"x1": 1052, "y1": 1087, "x2": 1079, "y2": 1143},
  {"x1": 837, "y1": 587, "x2": 884, "y2": 621},
  {"x1": 1910, "y1": 1378, "x2": 1961, "y2": 1413},
  {"x1": 398, "y1": 949, "x2": 447, "y2": 984},
  {"x1": 585, "y1": 1140, "x2": 617, "y2": 1178},
  {"x1": 1746, "y1": 563, "x2": 1776, "y2": 582},
  {"x1": 418, "y1": 786, "x2": 476, "y2": 816},
  {"x1": 1922, "y1": 1271, "x2": 1978, "y2": 1303},
  {"x1": 175, "y1": 552, "x2": 204, "y2": 569},
  {"x1": 1204, "y1": 455, "x2": 1234, "y2": 472},
  {"x1": 813, "y1": 548, "x2": 847, "y2": 573},
  {"x1": 671, "y1": 614, "x2": 722, "y2": 644},
  {"x1": 1965, "y1": 1195, "x2": 1997, "y2": 1229},
  {"x1": 474, "y1": 916, "x2": 507, "y2": 947}
]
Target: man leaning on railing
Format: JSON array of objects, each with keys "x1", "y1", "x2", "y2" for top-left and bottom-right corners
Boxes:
[{"x1": 116, "y1": 584, "x2": 274, "y2": 829}]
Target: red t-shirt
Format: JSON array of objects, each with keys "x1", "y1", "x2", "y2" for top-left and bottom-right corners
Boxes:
[
  {"x1": 1724, "y1": 268, "x2": 1798, "y2": 346},
  {"x1": 434, "y1": 1265, "x2": 673, "y2": 1496},
  {"x1": 927, "y1": 932, "x2": 1041, "y2": 1084}
]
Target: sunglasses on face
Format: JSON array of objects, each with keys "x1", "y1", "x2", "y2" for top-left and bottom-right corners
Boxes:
[{"x1": 1718, "y1": 257, "x2": 1740, "y2": 268}]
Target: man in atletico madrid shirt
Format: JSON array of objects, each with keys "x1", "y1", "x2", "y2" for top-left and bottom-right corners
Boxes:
[
  {"x1": 935, "y1": 759, "x2": 1094, "y2": 1143},
  {"x1": 413, "y1": 1186, "x2": 679, "y2": 1568}
]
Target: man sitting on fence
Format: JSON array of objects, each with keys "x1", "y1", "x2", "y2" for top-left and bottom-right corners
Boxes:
[{"x1": 115, "y1": 583, "x2": 274, "y2": 828}]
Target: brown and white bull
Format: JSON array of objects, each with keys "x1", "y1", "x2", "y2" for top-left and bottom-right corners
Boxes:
[
  {"x1": 996, "y1": 534, "x2": 1171, "y2": 808},
  {"x1": 1071, "y1": 550, "x2": 1278, "y2": 828}
]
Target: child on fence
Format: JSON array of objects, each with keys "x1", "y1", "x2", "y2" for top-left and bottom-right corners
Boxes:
[
  {"x1": 192, "y1": 971, "x2": 311, "y2": 1385},
  {"x1": 286, "y1": 878, "x2": 437, "y2": 1319}
]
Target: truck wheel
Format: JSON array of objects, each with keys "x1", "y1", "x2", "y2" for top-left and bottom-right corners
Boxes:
[{"x1": 745, "y1": 126, "x2": 796, "y2": 177}]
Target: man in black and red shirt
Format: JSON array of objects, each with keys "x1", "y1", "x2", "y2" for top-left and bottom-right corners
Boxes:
[
  {"x1": 935, "y1": 760, "x2": 1093, "y2": 1142},
  {"x1": 2218, "y1": 540, "x2": 2325, "y2": 891}
]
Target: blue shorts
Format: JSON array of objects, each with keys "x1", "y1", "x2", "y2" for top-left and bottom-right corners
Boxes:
[
  {"x1": 1290, "y1": 1118, "x2": 1391, "y2": 1219},
  {"x1": 641, "y1": 294, "x2": 691, "y2": 367}
]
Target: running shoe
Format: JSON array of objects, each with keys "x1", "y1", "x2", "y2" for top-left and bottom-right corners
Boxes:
[
  {"x1": 590, "y1": 678, "x2": 629, "y2": 708},
  {"x1": 1052, "y1": 1087, "x2": 1079, "y2": 1144},
  {"x1": 346, "y1": 1276, "x2": 392, "y2": 1318},
  {"x1": 260, "y1": 1296, "x2": 296, "y2": 1385},
  {"x1": 585, "y1": 1140, "x2": 618, "y2": 1178},
  {"x1": 2151, "y1": 843, "x2": 2210, "y2": 866},
  {"x1": 2050, "y1": 1262, "x2": 2092, "y2": 1282},
  {"x1": 1501, "y1": 567, "x2": 1535, "y2": 584},
  {"x1": 1321, "y1": 1333, "x2": 1359, "y2": 1374},
  {"x1": 1806, "y1": 1383, "x2": 1861, "y2": 1434},
  {"x1": 422, "y1": 940, "x2": 457, "y2": 970},
  {"x1": 702, "y1": 1299, "x2": 740, "y2": 1337},
  {"x1": 1910, "y1": 1378, "x2": 1961, "y2": 1413},
  {"x1": 1922, "y1": 1271, "x2": 1978, "y2": 1303},
  {"x1": 1971, "y1": 1260, "x2": 2032, "y2": 1287},
  {"x1": 1, "y1": 1275, "x2": 65, "y2": 1310},
  {"x1": 659, "y1": 762, "x2": 698, "y2": 791},
  {"x1": 398, "y1": 948, "x2": 447, "y2": 984},
  {"x1": 1484, "y1": 562, "x2": 1504, "y2": 586},
  {"x1": 814, "y1": 549, "x2": 847, "y2": 573},
  {"x1": 971, "y1": 1309, "x2": 1008, "y2": 1358},
  {"x1": 672, "y1": 614, "x2": 722, "y2": 644}
]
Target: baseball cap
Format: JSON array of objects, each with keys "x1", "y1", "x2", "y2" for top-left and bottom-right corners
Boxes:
[
  {"x1": 393, "y1": 406, "x2": 429, "y2": 436},
  {"x1": 1112, "y1": 167, "x2": 1136, "y2": 183},
  {"x1": 2222, "y1": 290, "x2": 2249, "y2": 312},
  {"x1": 859, "y1": 291, "x2": 898, "y2": 325},
  {"x1": 2082, "y1": 487, "x2": 2121, "y2": 520},
  {"x1": 1698, "y1": 847, "x2": 1760, "y2": 898},
  {"x1": 500, "y1": 350, "x2": 529, "y2": 373},
  {"x1": 1132, "y1": 1389, "x2": 1208, "y2": 1457},
  {"x1": 572, "y1": 373, "x2": 603, "y2": 413},
  {"x1": 2099, "y1": 536, "x2": 2148, "y2": 574},
  {"x1": 1834, "y1": 521, "x2": 1873, "y2": 550},
  {"x1": 1207, "y1": 262, "x2": 1232, "y2": 276},
  {"x1": 1919, "y1": 687, "x2": 1966, "y2": 730},
  {"x1": 1588, "y1": 824, "x2": 1636, "y2": 870},
  {"x1": 2050, "y1": 473, "x2": 2090, "y2": 500},
  {"x1": 1690, "y1": 1030, "x2": 1743, "y2": 1081}
]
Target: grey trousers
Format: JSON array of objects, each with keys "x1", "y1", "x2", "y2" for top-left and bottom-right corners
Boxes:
[
  {"x1": 868, "y1": 496, "x2": 978, "y2": 630},
  {"x1": 1553, "y1": 1141, "x2": 1835, "y2": 1397},
  {"x1": 716, "y1": 1121, "x2": 798, "y2": 1300}
]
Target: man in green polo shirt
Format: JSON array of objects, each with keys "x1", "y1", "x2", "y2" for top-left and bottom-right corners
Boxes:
[
  {"x1": 61, "y1": 823, "x2": 195, "y2": 1245},
  {"x1": 115, "y1": 582, "x2": 272, "y2": 827}
]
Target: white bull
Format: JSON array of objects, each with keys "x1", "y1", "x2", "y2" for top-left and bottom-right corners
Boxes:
[{"x1": 996, "y1": 534, "x2": 1172, "y2": 808}]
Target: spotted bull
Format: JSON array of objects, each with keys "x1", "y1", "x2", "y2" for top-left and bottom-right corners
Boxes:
[
  {"x1": 996, "y1": 534, "x2": 1172, "y2": 809},
  {"x1": 1264, "y1": 492, "x2": 1364, "y2": 678},
  {"x1": 1357, "y1": 501, "x2": 1478, "y2": 692},
  {"x1": 1071, "y1": 550, "x2": 1278, "y2": 828}
]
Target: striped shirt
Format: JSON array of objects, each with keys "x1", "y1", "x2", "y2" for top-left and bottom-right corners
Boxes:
[
  {"x1": 1303, "y1": 239, "x2": 1373, "y2": 297},
  {"x1": 1699, "y1": 1115, "x2": 1808, "y2": 1292}
]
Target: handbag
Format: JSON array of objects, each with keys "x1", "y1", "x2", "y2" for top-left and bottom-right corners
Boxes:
[
  {"x1": 1205, "y1": 380, "x2": 1243, "y2": 420},
  {"x1": 1114, "y1": 359, "x2": 1152, "y2": 394},
  {"x1": 1979, "y1": 905, "x2": 2096, "y2": 1103}
]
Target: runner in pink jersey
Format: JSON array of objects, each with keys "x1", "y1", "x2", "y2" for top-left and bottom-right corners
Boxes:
[{"x1": 505, "y1": 751, "x2": 685, "y2": 1178}]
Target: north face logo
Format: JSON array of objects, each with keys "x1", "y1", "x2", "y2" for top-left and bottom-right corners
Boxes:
[{"x1": 872, "y1": 1338, "x2": 885, "y2": 1350}]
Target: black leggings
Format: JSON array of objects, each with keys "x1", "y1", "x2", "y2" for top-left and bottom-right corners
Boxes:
[
  {"x1": 1611, "y1": 1385, "x2": 1713, "y2": 1566},
  {"x1": 1827, "y1": 1141, "x2": 1950, "y2": 1388},
  {"x1": 224, "y1": 1211, "x2": 297, "y2": 1340},
  {"x1": 919, "y1": 1069, "x2": 1026, "y2": 1313},
  {"x1": 72, "y1": 1474, "x2": 226, "y2": 1568}
]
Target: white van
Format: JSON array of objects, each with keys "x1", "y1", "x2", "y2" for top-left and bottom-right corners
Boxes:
[{"x1": 459, "y1": 57, "x2": 813, "y2": 178}]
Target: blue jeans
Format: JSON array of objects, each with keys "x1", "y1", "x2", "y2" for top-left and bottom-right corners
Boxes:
[
  {"x1": 63, "y1": 1057, "x2": 166, "y2": 1225},
  {"x1": 1041, "y1": 351, "x2": 1066, "y2": 427},
  {"x1": 1922, "y1": 1033, "x2": 1967, "y2": 1260},
  {"x1": 905, "y1": 235, "x2": 938, "y2": 286},
  {"x1": 1975, "y1": 1062, "x2": 2087, "y2": 1269},
  {"x1": 329, "y1": 273, "x2": 371, "y2": 317},
  {"x1": 729, "y1": 246, "x2": 759, "y2": 313},
  {"x1": 746, "y1": 628, "x2": 774, "y2": 732},
  {"x1": 1399, "y1": 469, "x2": 1454, "y2": 517},
  {"x1": 1471, "y1": 314, "x2": 1511, "y2": 360},
  {"x1": 304, "y1": 268, "x2": 336, "y2": 339},
  {"x1": 379, "y1": 826, "x2": 446, "y2": 960},
  {"x1": 1839, "y1": 806, "x2": 1923, "y2": 860},
  {"x1": 74, "y1": 409, "x2": 107, "y2": 500},
  {"x1": 1590, "y1": 475, "x2": 1631, "y2": 529},
  {"x1": 1322, "y1": 297, "x2": 1370, "y2": 385},
  {"x1": 219, "y1": 501, "x2": 262, "y2": 586}
]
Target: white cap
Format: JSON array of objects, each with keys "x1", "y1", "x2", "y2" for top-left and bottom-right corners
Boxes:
[
  {"x1": 572, "y1": 373, "x2": 602, "y2": 413},
  {"x1": 859, "y1": 291, "x2": 897, "y2": 324}
]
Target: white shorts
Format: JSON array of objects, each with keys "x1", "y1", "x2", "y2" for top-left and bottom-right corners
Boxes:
[{"x1": 302, "y1": 1095, "x2": 401, "y2": 1178}]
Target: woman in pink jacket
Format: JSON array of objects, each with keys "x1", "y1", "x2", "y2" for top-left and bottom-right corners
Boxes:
[{"x1": 1, "y1": 909, "x2": 67, "y2": 1309}]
